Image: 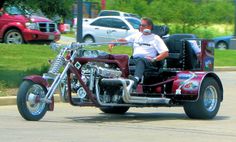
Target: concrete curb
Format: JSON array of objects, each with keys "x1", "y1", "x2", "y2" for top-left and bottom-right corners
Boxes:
[
  {"x1": 215, "y1": 66, "x2": 236, "y2": 71},
  {"x1": 0, "y1": 95, "x2": 61, "y2": 106}
]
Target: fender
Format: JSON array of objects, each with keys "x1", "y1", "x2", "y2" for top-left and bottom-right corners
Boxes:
[
  {"x1": 23, "y1": 75, "x2": 54, "y2": 111},
  {"x1": 172, "y1": 71, "x2": 223, "y2": 102},
  {"x1": 23, "y1": 75, "x2": 49, "y2": 88}
]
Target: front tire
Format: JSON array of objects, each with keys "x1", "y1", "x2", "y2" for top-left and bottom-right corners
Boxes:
[
  {"x1": 17, "y1": 80, "x2": 48, "y2": 121},
  {"x1": 184, "y1": 77, "x2": 221, "y2": 119},
  {"x1": 100, "y1": 106, "x2": 129, "y2": 114},
  {"x1": 4, "y1": 29, "x2": 24, "y2": 44}
]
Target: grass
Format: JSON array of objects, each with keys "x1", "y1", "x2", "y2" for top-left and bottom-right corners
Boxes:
[
  {"x1": 0, "y1": 43, "x2": 235, "y2": 96},
  {"x1": 215, "y1": 49, "x2": 236, "y2": 66},
  {"x1": 0, "y1": 44, "x2": 57, "y2": 89},
  {"x1": 61, "y1": 31, "x2": 76, "y2": 38}
]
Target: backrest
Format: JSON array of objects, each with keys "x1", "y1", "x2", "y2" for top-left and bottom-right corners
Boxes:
[
  {"x1": 184, "y1": 40, "x2": 199, "y2": 70},
  {"x1": 152, "y1": 25, "x2": 169, "y2": 37},
  {"x1": 164, "y1": 34, "x2": 197, "y2": 69}
]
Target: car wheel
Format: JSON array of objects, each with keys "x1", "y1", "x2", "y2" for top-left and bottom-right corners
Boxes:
[
  {"x1": 83, "y1": 35, "x2": 95, "y2": 43},
  {"x1": 4, "y1": 29, "x2": 24, "y2": 44},
  {"x1": 216, "y1": 41, "x2": 228, "y2": 50}
]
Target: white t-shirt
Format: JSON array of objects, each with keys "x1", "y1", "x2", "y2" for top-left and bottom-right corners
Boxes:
[{"x1": 125, "y1": 33, "x2": 169, "y2": 58}]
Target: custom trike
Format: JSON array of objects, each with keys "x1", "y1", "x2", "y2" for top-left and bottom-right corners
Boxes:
[{"x1": 17, "y1": 34, "x2": 223, "y2": 121}]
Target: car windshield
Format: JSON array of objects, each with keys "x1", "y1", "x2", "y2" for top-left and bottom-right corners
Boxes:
[
  {"x1": 5, "y1": 6, "x2": 30, "y2": 15},
  {"x1": 126, "y1": 18, "x2": 140, "y2": 29}
]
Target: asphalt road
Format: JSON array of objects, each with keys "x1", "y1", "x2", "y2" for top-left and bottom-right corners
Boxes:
[{"x1": 0, "y1": 71, "x2": 236, "y2": 142}]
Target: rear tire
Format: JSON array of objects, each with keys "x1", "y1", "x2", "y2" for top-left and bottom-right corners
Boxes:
[
  {"x1": 216, "y1": 41, "x2": 228, "y2": 50},
  {"x1": 100, "y1": 106, "x2": 129, "y2": 114},
  {"x1": 83, "y1": 35, "x2": 95, "y2": 43},
  {"x1": 183, "y1": 77, "x2": 221, "y2": 119},
  {"x1": 17, "y1": 80, "x2": 48, "y2": 121}
]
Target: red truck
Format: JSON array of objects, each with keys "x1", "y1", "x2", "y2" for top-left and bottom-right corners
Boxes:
[{"x1": 0, "y1": 6, "x2": 60, "y2": 44}]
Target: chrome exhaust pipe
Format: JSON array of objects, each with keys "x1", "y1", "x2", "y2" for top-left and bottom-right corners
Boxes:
[{"x1": 100, "y1": 78, "x2": 171, "y2": 105}]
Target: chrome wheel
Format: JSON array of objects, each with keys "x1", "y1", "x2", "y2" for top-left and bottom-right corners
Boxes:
[
  {"x1": 203, "y1": 85, "x2": 218, "y2": 112},
  {"x1": 183, "y1": 77, "x2": 222, "y2": 119},
  {"x1": 17, "y1": 80, "x2": 48, "y2": 121},
  {"x1": 26, "y1": 84, "x2": 46, "y2": 115},
  {"x1": 5, "y1": 31, "x2": 23, "y2": 44}
]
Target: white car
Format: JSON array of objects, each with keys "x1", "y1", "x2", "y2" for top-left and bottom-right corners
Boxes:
[
  {"x1": 81, "y1": 16, "x2": 140, "y2": 43},
  {"x1": 98, "y1": 10, "x2": 140, "y2": 19}
]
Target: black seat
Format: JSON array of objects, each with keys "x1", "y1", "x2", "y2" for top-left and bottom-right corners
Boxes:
[
  {"x1": 164, "y1": 34, "x2": 197, "y2": 69},
  {"x1": 184, "y1": 40, "x2": 200, "y2": 70}
]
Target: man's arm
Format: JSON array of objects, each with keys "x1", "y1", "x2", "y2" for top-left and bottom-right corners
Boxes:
[
  {"x1": 153, "y1": 51, "x2": 169, "y2": 62},
  {"x1": 108, "y1": 38, "x2": 127, "y2": 52}
]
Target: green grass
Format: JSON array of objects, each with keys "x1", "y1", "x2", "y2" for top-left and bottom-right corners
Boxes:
[
  {"x1": 0, "y1": 44, "x2": 57, "y2": 88},
  {"x1": 61, "y1": 31, "x2": 76, "y2": 38},
  {"x1": 215, "y1": 49, "x2": 236, "y2": 66}
]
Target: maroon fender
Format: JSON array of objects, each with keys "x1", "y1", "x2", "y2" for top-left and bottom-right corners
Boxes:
[
  {"x1": 23, "y1": 75, "x2": 49, "y2": 88},
  {"x1": 172, "y1": 71, "x2": 223, "y2": 101}
]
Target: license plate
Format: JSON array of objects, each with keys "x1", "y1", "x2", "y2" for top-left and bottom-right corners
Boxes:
[{"x1": 48, "y1": 35, "x2": 55, "y2": 40}]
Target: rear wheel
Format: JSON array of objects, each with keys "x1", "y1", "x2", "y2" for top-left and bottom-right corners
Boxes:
[
  {"x1": 4, "y1": 29, "x2": 24, "y2": 44},
  {"x1": 216, "y1": 41, "x2": 228, "y2": 50},
  {"x1": 17, "y1": 80, "x2": 48, "y2": 121},
  {"x1": 183, "y1": 77, "x2": 221, "y2": 119},
  {"x1": 100, "y1": 106, "x2": 129, "y2": 114}
]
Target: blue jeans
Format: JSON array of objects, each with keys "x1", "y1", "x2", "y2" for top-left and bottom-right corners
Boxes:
[{"x1": 129, "y1": 57, "x2": 163, "y2": 79}]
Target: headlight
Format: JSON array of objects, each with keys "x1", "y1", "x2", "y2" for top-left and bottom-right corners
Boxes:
[
  {"x1": 82, "y1": 50, "x2": 98, "y2": 58},
  {"x1": 25, "y1": 22, "x2": 39, "y2": 30}
]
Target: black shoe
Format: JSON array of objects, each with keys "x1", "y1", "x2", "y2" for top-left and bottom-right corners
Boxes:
[{"x1": 128, "y1": 75, "x2": 139, "y2": 90}]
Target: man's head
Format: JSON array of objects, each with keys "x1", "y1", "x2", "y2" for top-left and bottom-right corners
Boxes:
[{"x1": 139, "y1": 17, "x2": 153, "y2": 35}]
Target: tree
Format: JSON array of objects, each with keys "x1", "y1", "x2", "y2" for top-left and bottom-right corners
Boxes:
[{"x1": 4, "y1": 0, "x2": 74, "y2": 19}]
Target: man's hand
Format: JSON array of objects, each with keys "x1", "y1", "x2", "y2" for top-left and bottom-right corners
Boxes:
[
  {"x1": 145, "y1": 56, "x2": 153, "y2": 61},
  {"x1": 108, "y1": 43, "x2": 115, "y2": 52}
]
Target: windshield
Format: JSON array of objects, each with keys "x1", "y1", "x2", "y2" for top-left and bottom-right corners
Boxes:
[
  {"x1": 5, "y1": 6, "x2": 30, "y2": 15},
  {"x1": 126, "y1": 18, "x2": 140, "y2": 29}
]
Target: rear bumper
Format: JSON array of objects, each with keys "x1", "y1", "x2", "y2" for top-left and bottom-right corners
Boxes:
[{"x1": 22, "y1": 29, "x2": 61, "y2": 42}]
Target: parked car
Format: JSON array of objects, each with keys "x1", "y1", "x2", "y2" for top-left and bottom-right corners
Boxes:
[
  {"x1": 98, "y1": 10, "x2": 140, "y2": 19},
  {"x1": 0, "y1": 5, "x2": 60, "y2": 44},
  {"x1": 212, "y1": 35, "x2": 233, "y2": 49},
  {"x1": 81, "y1": 16, "x2": 140, "y2": 43}
]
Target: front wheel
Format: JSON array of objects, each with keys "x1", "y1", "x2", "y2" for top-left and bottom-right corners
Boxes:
[
  {"x1": 4, "y1": 29, "x2": 24, "y2": 44},
  {"x1": 100, "y1": 106, "x2": 129, "y2": 114},
  {"x1": 183, "y1": 77, "x2": 222, "y2": 119},
  {"x1": 17, "y1": 80, "x2": 48, "y2": 121}
]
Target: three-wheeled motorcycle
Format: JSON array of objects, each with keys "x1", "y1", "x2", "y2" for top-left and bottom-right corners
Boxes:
[{"x1": 16, "y1": 34, "x2": 223, "y2": 121}]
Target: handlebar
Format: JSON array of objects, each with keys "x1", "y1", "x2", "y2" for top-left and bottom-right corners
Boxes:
[{"x1": 50, "y1": 41, "x2": 130, "y2": 51}]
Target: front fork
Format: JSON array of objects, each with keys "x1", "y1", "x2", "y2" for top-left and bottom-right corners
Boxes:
[{"x1": 42, "y1": 62, "x2": 72, "y2": 104}]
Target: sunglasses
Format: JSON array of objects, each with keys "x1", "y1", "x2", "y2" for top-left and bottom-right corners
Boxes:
[{"x1": 139, "y1": 24, "x2": 149, "y2": 27}]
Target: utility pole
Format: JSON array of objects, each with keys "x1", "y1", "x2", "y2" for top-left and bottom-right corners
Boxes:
[
  {"x1": 76, "y1": 0, "x2": 83, "y2": 42},
  {"x1": 229, "y1": 0, "x2": 236, "y2": 49}
]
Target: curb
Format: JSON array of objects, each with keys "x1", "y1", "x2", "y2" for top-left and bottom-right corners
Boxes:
[
  {"x1": 215, "y1": 66, "x2": 236, "y2": 71},
  {"x1": 0, "y1": 95, "x2": 61, "y2": 106}
]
